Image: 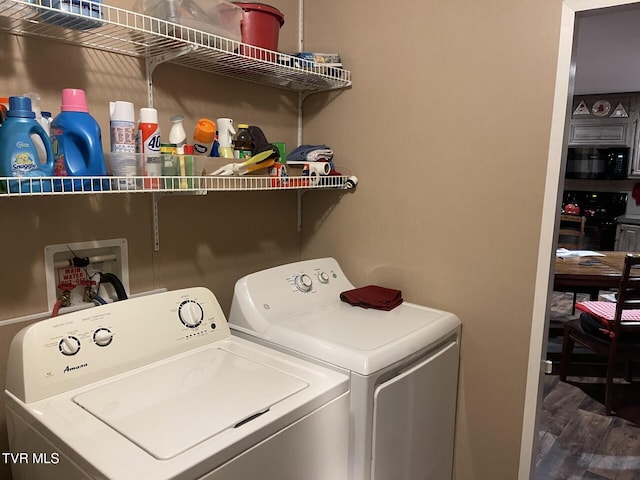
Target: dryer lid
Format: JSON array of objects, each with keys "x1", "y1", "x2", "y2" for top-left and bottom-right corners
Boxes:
[
  {"x1": 73, "y1": 348, "x2": 308, "y2": 460},
  {"x1": 263, "y1": 302, "x2": 461, "y2": 375}
]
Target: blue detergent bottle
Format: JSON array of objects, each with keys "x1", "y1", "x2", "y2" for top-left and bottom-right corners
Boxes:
[
  {"x1": 0, "y1": 96, "x2": 55, "y2": 193},
  {"x1": 50, "y1": 88, "x2": 108, "y2": 191}
]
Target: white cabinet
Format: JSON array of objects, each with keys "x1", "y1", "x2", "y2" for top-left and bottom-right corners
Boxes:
[{"x1": 615, "y1": 223, "x2": 640, "y2": 252}]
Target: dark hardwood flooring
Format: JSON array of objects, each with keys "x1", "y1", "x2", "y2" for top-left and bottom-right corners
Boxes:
[
  {"x1": 536, "y1": 293, "x2": 640, "y2": 479},
  {"x1": 535, "y1": 374, "x2": 640, "y2": 479}
]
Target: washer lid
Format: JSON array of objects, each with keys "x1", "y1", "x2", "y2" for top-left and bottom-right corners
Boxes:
[
  {"x1": 73, "y1": 348, "x2": 308, "y2": 460},
  {"x1": 263, "y1": 302, "x2": 460, "y2": 375}
]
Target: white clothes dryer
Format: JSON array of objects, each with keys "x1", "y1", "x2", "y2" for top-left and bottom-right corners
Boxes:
[
  {"x1": 229, "y1": 258, "x2": 462, "y2": 480},
  {"x1": 5, "y1": 287, "x2": 349, "y2": 480}
]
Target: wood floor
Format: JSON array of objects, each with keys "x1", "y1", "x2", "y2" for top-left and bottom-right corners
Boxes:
[
  {"x1": 535, "y1": 374, "x2": 640, "y2": 479},
  {"x1": 536, "y1": 292, "x2": 640, "y2": 479}
]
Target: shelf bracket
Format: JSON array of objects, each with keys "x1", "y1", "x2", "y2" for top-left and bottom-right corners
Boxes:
[
  {"x1": 297, "y1": 189, "x2": 305, "y2": 232},
  {"x1": 145, "y1": 45, "x2": 198, "y2": 107},
  {"x1": 152, "y1": 190, "x2": 208, "y2": 251},
  {"x1": 152, "y1": 192, "x2": 163, "y2": 251}
]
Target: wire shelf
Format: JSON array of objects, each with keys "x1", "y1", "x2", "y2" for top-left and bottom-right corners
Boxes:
[
  {"x1": 0, "y1": 175, "x2": 353, "y2": 196},
  {"x1": 0, "y1": 0, "x2": 352, "y2": 93}
]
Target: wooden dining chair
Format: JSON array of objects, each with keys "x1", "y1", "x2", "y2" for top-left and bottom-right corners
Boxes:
[
  {"x1": 558, "y1": 214, "x2": 586, "y2": 249},
  {"x1": 559, "y1": 253, "x2": 640, "y2": 415},
  {"x1": 556, "y1": 214, "x2": 588, "y2": 314}
]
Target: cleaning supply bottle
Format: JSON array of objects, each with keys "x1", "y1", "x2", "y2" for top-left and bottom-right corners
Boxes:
[
  {"x1": 109, "y1": 101, "x2": 136, "y2": 153},
  {"x1": 234, "y1": 123, "x2": 253, "y2": 159},
  {"x1": 169, "y1": 114, "x2": 187, "y2": 148},
  {"x1": 0, "y1": 97, "x2": 8, "y2": 125},
  {"x1": 138, "y1": 107, "x2": 161, "y2": 188},
  {"x1": 0, "y1": 96, "x2": 55, "y2": 193},
  {"x1": 211, "y1": 130, "x2": 220, "y2": 157},
  {"x1": 50, "y1": 88, "x2": 107, "y2": 191},
  {"x1": 192, "y1": 118, "x2": 216, "y2": 156},
  {"x1": 23, "y1": 92, "x2": 50, "y2": 164},
  {"x1": 216, "y1": 117, "x2": 235, "y2": 159}
]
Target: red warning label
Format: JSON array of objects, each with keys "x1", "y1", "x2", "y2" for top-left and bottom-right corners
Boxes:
[{"x1": 57, "y1": 267, "x2": 87, "y2": 286}]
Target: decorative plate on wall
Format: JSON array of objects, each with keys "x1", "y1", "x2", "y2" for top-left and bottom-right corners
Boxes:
[{"x1": 592, "y1": 100, "x2": 612, "y2": 117}]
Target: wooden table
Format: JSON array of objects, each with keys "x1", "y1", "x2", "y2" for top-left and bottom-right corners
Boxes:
[{"x1": 554, "y1": 251, "x2": 631, "y2": 297}]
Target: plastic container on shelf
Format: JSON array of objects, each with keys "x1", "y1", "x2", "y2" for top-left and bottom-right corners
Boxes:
[
  {"x1": 40, "y1": 0, "x2": 104, "y2": 30},
  {"x1": 50, "y1": 88, "x2": 108, "y2": 192},
  {"x1": 135, "y1": 0, "x2": 242, "y2": 42},
  {"x1": 233, "y1": 2, "x2": 284, "y2": 59},
  {"x1": 0, "y1": 96, "x2": 55, "y2": 193}
]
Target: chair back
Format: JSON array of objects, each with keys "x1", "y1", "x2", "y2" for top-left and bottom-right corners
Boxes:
[
  {"x1": 558, "y1": 214, "x2": 586, "y2": 249},
  {"x1": 613, "y1": 254, "x2": 640, "y2": 333}
]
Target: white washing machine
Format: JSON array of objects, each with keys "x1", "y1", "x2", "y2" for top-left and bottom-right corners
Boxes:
[
  {"x1": 229, "y1": 258, "x2": 462, "y2": 480},
  {"x1": 5, "y1": 287, "x2": 349, "y2": 480}
]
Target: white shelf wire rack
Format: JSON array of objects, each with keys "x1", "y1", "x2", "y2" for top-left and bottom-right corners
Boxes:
[
  {"x1": 0, "y1": 175, "x2": 354, "y2": 196},
  {"x1": 0, "y1": 0, "x2": 352, "y2": 93}
]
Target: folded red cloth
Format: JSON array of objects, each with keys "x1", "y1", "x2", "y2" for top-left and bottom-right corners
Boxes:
[{"x1": 340, "y1": 285, "x2": 403, "y2": 311}]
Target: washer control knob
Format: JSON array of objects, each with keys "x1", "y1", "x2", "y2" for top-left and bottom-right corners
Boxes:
[
  {"x1": 178, "y1": 300, "x2": 204, "y2": 328},
  {"x1": 317, "y1": 271, "x2": 330, "y2": 284},
  {"x1": 93, "y1": 328, "x2": 113, "y2": 347},
  {"x1": 59, "y1": 336, "x2": 81, "y2": 356},
  {"x1": 294, "y1": 274, "x2": 313, "y2": 292}
]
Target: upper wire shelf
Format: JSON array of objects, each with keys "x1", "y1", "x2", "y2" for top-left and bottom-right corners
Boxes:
[{"x1": 0, "y1": 0, "x2": 352, "y2": 93}]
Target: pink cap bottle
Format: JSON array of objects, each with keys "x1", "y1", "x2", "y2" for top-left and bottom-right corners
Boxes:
[{"x1": 60, "y1": 88, "x2": 90, "y2": 113}]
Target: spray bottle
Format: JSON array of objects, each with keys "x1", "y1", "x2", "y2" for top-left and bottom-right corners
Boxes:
[
  {"x1": 216, "y1": 117, "x2": 235, "y2": 159},
  {"x1": 137, "y1": 107, "x2": 161, "y2": 188},
  {"x1": 109, "y1": 101, "x2": 136, "y2": 153}
]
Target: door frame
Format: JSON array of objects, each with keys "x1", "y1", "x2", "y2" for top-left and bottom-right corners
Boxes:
[{"x1": 519, "y1": 1, "x2": 640, "y2": 478}]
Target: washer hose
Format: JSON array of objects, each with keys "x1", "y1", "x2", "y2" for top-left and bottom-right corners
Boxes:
[{"x1": 100, "y1": 273, "x2": 128, "y2": 301}]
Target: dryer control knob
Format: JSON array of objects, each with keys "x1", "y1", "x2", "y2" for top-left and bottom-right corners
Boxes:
[
  {"x1": 93, "y1": 328, "x2": 113, "y2": 347},
  {"x1": 59, "y1": 336, "x2": 81, "y2": 356},
  {"x1": 294, "y1": 274, "x2": 313, "y2": 292},
  {"x1": 178, "y1": 300, "x2": 204, "y2": 328},
  {"x1": 317, "y1": 271, "x2": 330, "y2": 284}
]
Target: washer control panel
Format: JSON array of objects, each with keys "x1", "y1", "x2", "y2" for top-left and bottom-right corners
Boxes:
[{"x1": 6, "y1": 287, "x2": 230, "y2": 402}]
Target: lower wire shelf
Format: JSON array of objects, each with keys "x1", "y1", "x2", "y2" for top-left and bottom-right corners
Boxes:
[{"x1": 0, "y1": 174, "x2": 356, "y2": 196}]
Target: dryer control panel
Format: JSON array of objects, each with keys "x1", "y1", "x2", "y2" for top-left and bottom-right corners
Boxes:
[
  {"x1": 6, "y1": 287, "x2": 230, "y2": 403},
  {"x1": 230, "y1": 257, "x2": 356, "y2": 334}
]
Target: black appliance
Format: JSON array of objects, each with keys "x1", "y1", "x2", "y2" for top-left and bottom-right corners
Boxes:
[
  {"x1": 565, "y1": 147, "x2": 629, "y2": 180},
  {"x1": 562, "y1": 191, "x2": 627, "y2": 250}
]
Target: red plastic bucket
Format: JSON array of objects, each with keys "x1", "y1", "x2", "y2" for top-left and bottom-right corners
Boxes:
[{"x1": 233, "y1": 2, "x2": 284, "y2": 55}]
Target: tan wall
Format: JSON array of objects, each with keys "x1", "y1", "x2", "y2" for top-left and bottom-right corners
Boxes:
[
  {"x1": 0, "y1": 0, "x2": 566, "y2": 479},
  {"x1": 0, "y1": 1, "x2": 302, "y2": 478},
  {"x1": 300, "y1": 1, "x2": 563, "y2": 479}
]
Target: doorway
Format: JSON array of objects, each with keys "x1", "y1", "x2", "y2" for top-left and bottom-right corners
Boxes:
[{"x1": 520, "y1": 1, "x2": 640, "y2": 479}]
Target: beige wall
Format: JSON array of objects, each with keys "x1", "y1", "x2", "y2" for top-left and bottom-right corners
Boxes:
[
  {"x1": 300, "y1": 1, "x2": 563, "y2": 479},
  {"x1": 0, "y1": 0, "x2": 567, "y2": 479}
]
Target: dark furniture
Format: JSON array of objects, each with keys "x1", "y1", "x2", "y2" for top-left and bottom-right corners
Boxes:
[{"x1": 559, "y1": 254, "x2": 640, "y2": 415}]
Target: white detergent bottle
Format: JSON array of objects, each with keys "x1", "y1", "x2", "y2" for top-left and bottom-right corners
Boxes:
[
  {"x1": 169, "y1": 114, "x2": 187, "y2": 147},
  {"x1": 216, "y1": 117, "x2": 235, "y2": 159}
]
